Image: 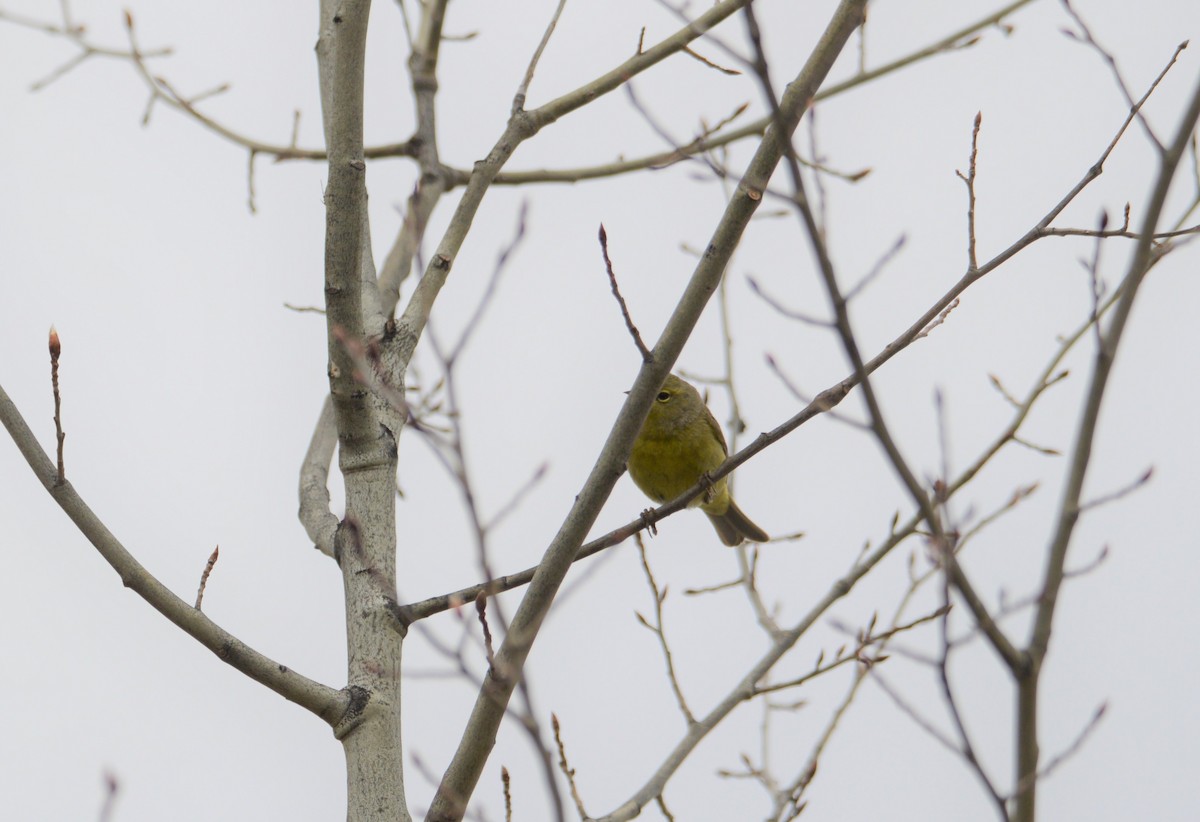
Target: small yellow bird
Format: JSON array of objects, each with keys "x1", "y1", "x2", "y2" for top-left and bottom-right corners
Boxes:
[{"x1": 628, "y1": 374, "x2": 769, "y2": 546}]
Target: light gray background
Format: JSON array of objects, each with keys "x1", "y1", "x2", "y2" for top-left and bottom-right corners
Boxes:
[{"x1": 2, "y1": 1, "x2": 1198, "y2": 820}]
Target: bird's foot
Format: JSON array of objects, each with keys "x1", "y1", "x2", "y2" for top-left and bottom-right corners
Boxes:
[{"x1": 639, "y1": 508, "x2": 658, "y2": 538}]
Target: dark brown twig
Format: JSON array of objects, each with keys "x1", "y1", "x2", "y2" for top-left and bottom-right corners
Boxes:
[
  {"x1": 1082, "y1": 210, "x2": 1110, "y2": 352},
  {"x1": 598, "y1": 224, "x2": 652, "y2": 361},
  {"x1": 501, "y1": 767, "x2": 513, "y2": 822},
  {"x1": 48, "y1": 326, "x2": 65, "y2": 484},
  {"x1": 936, "y1": 571, "x2": 1008, "y2": 819},
  {"x1": 475, "y1": 591, "x2": 496, "y2": 670}
]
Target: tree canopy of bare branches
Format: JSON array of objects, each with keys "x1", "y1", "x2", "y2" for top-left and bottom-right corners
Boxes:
[{"x1": 2, "y1": 1, "x2": 1198, "y2": 821}]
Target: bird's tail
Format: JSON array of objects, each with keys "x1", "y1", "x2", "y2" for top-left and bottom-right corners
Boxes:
[{"x1": 706, "y1": 500, "x2": 770, "y2": 546}]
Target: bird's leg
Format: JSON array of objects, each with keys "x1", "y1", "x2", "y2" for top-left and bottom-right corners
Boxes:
[{"x1": 639, "y1": 508, "x2": 659, "y2": 538}]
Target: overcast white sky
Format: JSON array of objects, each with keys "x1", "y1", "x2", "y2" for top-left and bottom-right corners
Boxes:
[{"x1": 2, "y1": 1, "x2": 1199, "y2": 820}]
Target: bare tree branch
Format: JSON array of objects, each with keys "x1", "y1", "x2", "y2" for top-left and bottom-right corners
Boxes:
[
  {"x1": 0, "y1": 382, "x2": 346, "y2": 722},
  {"x1": 1015, "y1": 64, "x2": 1200, "y2": 822},
  {"x1": 299, "y1": 397, "x2": 340, "y2": 559},
  {"x1": 427, "y1": 5, "x2": 869, "y2": 820},
  {"x1": 315, "y1": 3, "x2": 410, "y2": 819}
]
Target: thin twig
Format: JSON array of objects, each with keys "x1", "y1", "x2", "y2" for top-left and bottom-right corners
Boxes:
[
  {"x1": 1041, "y1": 221, "x2": 1200, "y2": 240},
  {"x1": 97, "y1": 771, "x2": 119, "y2": 822},
  {"x1": 283, "y1": 302, "x2": 327, "y2": 314},
  {"x1": 954, "y1": 483, "x2": 1040, "y2": 554},
  {"x1": 634, "y1": 536, "x2": 695, "y2": 724},
  {"x1": 955, "y1": 112, "x2": 983, "y2": 272},
  {"x1": 501, "y1": 766, "x2": 513, "y2": 822},
  {"x1": 475, "y1": 592, "x2": 496, "y2": 670},
  {"x1": 936, "y1": 573, "x2": 1008, "y2": 819},
  {"x1": 513, "y1": 0, "x2": 570, "y2": 113},
  {"x1": 448, "y1": 202, "x2": 530, "y2": 366},
  {"x1": 682, "y1": 45, "x2": 741, "y2": 75},
  {"x1": 1016, "y1": 701, "x2": 1107, "y2": 793},
  {"x1": 870, "y1": 669, "x2": 961, "y2": 754},
  {"x1": 598, "y1": 224, "x2": 652, "y2": 361},
  {"x1": 1059, "y1": 0, "x2": 1163, "y2": 150},
  {"x1": 1079, "y1": 466, "x2": 1152, "y2": 512},
  {"x1": 0, "y1": 383, "x2": 345, "y2": 721},
  {"x1": 1016, "y1": 58, "x2": 1200, "y2": 822},
  {"x1": 745, "y1": 0, "x2": 946, "y2": 582},
  {"x1": 378, "y1": 0, "x2": 449, "y2": 312},
  {"x1": 48, "y1": 326, "x2": 65, "y2": 483},
  {"x1": 552, "y1": 714, "x2": 589, "y2": 820},
  {"x1": 765, "y1": 353, "x2": 868, "y2": 431},
  {"x1": 194, "y1": 546, "x2": 220, "y2": 610},
  {"x1": 754, "y1": 606, "x2": 946, "y2": 696},
  {"x1": 1082, "y1": 209, "x2": 1111, "y2": 351},
  {"x1": 246, "y1": 149, "x2": 258, "y2": 213},
  {"x1": 483, "y1": 463, "x2": 549, "y2": 532},
  {"x1": 746, "y1": 276, "x2": 831, "y2": 326},
  {"x1": 844, "y1": 233, "x2": 908, "y2": 302},
  {"x1": 400, "y1": 80, "x2": 1157, "y2": 624}
]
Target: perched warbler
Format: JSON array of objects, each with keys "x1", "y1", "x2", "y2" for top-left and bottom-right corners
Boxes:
[{"x1": 628, "y1": 374, "x2": 770, "y2": 546}]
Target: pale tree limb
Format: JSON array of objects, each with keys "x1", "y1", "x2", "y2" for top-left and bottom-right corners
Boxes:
[
  {"x1": 699, "y1": 17, "x2": 1190, "y2": 810},
  {"x1": 378, "y1": 0, "x2": 451, "y2": 316},
  {"x1": 425, "y1": 5, "x2": 870, "y2": 820},
  {"x1": 689, "y1": 163, "x2": 786, "y2": 639},
  {"x1": 741, "y1": 0, "x2": 968, "y2": 558},
  {"x1": 0, "y1": 0, "x2": 1035, "y2": 191},
  {"x1": 0, "y1": 382, "x2": 347, "y2": 723},
  {"x1": 597, "y1": 502, "x2": 920, "y2": 822},
  {"x1": 446, "y1": 0, "x2": 1037, "y2": 187},
  {"x1": 606, "y1": 219, "x2": 1137, "y2": 817},
  {"x1": 396, "y1": 0, "x2": 754, "y2": 362},
  {"x1": 315, "y1": 3, "x2": 411, "y2": 821},
  {"x1": 298, "y1": 396, "x2": 339, "y2": 558},
  {"x1": 395, "y1": 31, "x2": 1189, "y2": 627},
  {"x1": 847, "y1": 255, "x2": 1115, "y2": 812},
  {"x1": 415, "y1": 205, "x2": 567, "y2": 822},
  {"x1": 1014, "y1": 69, "x2": 1200, "y2": 822},
  {"x1": 0, "y1": 4, "x2": 411, "y2": 164},
  {"x1": 744, "y1": 12, "x2": 1191, "y2": 681}
]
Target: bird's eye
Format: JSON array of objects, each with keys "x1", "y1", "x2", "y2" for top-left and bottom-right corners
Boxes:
[{"x1": 656, "y1": 391, "x2": 671, "y2": 402}]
